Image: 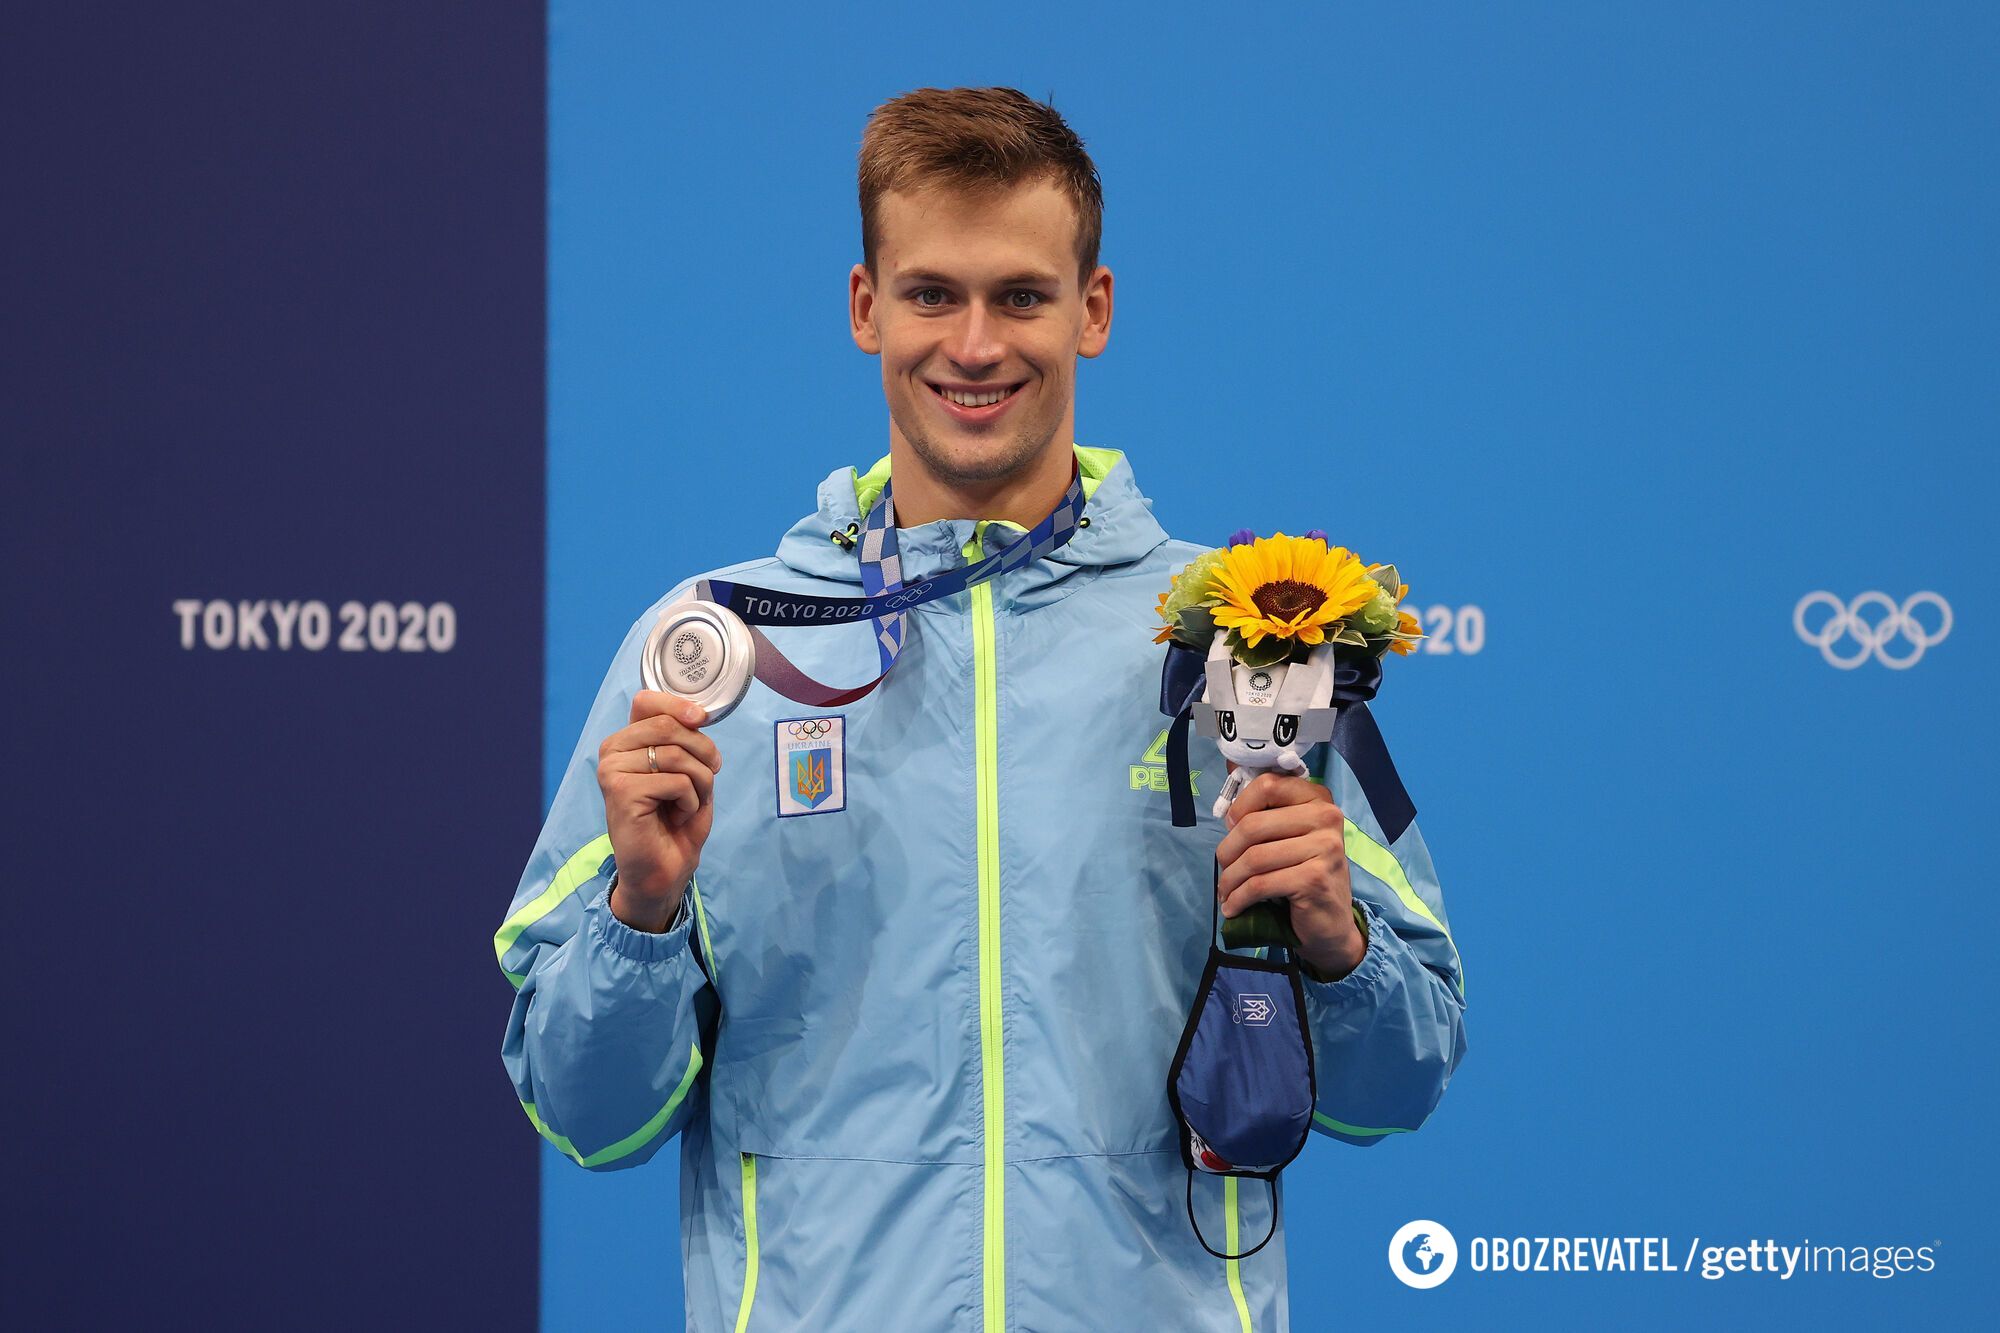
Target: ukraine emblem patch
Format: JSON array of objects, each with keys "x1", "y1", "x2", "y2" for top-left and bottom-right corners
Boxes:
[{"x1": 775, "y1": 715, "x2": 846, "y2": 817}]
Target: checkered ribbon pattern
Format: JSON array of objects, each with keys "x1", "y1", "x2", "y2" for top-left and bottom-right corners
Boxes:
[{"x1": 693, "y1": 458, "x2": 1086, "y2": 707}]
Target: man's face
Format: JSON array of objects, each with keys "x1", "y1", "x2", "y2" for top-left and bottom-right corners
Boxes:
[{"x1": 850, "y1": 177, "x2": 1112, "y2": 489}]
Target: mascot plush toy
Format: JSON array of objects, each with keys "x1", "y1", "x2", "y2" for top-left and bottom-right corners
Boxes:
[{"x1": 1193, "y1": 633, "x2": 1342, "y2": 819}]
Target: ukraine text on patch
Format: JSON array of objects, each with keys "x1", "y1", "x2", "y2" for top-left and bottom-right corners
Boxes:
[{"x1": 775, "y1": 715, "x2": 846, "y2": 817}]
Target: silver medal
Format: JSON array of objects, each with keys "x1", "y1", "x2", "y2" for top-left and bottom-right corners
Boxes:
[{"x1": 640, "y1": 599, "x2": 756, "y2": 724}]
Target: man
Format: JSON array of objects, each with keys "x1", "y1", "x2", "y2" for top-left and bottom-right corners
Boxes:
[{"x1": 497, "y1": 86, "x2": 1465, "y2": 1331}]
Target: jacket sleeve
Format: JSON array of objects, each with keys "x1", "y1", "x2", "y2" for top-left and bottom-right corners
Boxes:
[
  {"x1": 1298, "y1": 740, "x2": 1467, "y2": 1146},
  {"x1": 493, "y1": 596, "x2": 720, "y2": 1171}
]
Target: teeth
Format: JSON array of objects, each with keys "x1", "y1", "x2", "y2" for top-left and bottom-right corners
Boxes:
[{"x1": 940, "y1": 386, "x2": 1012, "y2": 408}]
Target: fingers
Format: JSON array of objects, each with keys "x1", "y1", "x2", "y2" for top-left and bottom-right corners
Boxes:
[
  {"x1": 1218, "y1": 863, "x2": 1325, "y2": 921},
  {"x1": 652, "y1": 772, "x2": 703, "y2": 820},
  {"x1": 1216, "y1": 824, "x2": 1339, "y2": 903},
  {"x1": 599, "y1": 692, "x2": 720, "y2": 825},
  {"x1": 610, "y1": 770, "x2": 705, "y2": 821},
  {"x1": 622, "y1": 712, "x2": 723, "y2": 773},
  {"x1": 1214, "y1": 802, "x2": 1335, "y2": 872},
  {"x1": 630, "y1": 690, "x2": 707, "y2": 728},
  {"x1": 1224, "y1": 770, "x2": 1337, "y2": 829},
  {"x1": 1215, "y1": 777, "x2": 1348, "y2": 917},
  {"x1": 601, "y1": 744, "x2": 716, "y2": 802},
  {"x1": 602, "y1": 704, "x2": 722, "y2": 776}
]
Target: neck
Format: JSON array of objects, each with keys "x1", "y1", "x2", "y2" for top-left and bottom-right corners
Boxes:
[{"x1": 887, "y1": 436, "x2": 1076, "y2": 529}]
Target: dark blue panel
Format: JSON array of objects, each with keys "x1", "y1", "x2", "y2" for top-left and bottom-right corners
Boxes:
[{"x1": 3, "y1": 5, "x2": 542, "y2": 1327}]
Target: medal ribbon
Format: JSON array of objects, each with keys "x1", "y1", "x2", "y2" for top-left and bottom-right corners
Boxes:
[{"x1": 695, "y1": 458, "x2": 1087, "y2": 707}]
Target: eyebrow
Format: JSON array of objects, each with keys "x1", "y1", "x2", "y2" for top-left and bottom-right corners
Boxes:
[{"x1": 896, "y1": 268, "x2": 1063, "y2": 288}]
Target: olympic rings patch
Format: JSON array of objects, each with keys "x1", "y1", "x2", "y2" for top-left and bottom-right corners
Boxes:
[
  {"x1": 776, "y1": 715, "x2": 845, "y2": 816},
  {"x1": 1793, "y1": 591, "x2": 1952, "y2": 670}
]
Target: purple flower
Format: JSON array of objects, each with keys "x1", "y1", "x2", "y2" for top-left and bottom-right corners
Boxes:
[
  {"x1": 1303, "y1": 528, "x2": 1328, "y2": 543},
  {"x1": 1227, "y1": 528, "x2": 1259, "y2": 548}
]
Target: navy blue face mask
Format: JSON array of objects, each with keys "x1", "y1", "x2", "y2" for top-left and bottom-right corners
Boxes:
[{"x1": 1166, "y1": 862, "x2": 1318, "y2": 1261}]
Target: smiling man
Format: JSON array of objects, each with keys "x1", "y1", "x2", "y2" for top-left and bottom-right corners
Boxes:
[
  {"x1": 497, "y1": 87, "x2": 1466, "y2": 1331},
  {"x1": 851, "y1": 166, "x2": 1107, "y2": 530}
]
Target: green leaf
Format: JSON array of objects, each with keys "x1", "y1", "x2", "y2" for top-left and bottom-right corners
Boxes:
[
  {"x1": 1227, "y1": 629, "x2": 1296, "y2": 669},
  {"x1": 1332, "y1": 624, "x2": 1369, "y2": 646},
  {"x1": 1367, "y1": 563, "x2": 1401, "y2": 598},
  {"x1": 1168, "y1": 608, "x2": 1216, "y2": 651}
]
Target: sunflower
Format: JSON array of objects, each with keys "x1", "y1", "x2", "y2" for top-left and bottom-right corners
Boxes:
[{"x1": 1209, "y1": 534, "x2": 1378, "y2": 649}]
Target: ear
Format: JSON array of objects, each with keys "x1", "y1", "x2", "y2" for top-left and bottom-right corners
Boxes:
[
  {"x1": 1275, "y1": 643, "x2": 1337, "y2": 712},
  {"x1": 1077, "y1": 264, "x2": 1113, "y2": 359},
  {"x1": 1303, "y1": 643, "x2": 1338, "y2": 708},
  {"x1": 1203, "y1": 628, "x2": 1234, "y2": 703},
  {"x1": 850, "y1": 263, "x2": 881, "y2": 355}
]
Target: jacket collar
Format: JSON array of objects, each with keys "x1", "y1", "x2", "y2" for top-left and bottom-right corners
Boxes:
[{"x1": 774, "y1": 444, "x2": 1170, "y2": 590}]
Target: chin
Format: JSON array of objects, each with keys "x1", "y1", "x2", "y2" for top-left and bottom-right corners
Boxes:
[
  {"x1": 896, "y1": 406, "x2": 1056, "y2": 486},
  {"x1": 922, "y1": 432, "x2": 1053, "y2": 486}
]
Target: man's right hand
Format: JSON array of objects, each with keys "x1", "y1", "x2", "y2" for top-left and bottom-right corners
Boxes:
[{"x1": 597, "y1": 690, "x2": 722, "y2": 933}]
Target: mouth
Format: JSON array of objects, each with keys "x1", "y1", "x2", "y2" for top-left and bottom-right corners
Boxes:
[{"x1": 927, "y1": 380, "x2": 1026, "y2": 424}]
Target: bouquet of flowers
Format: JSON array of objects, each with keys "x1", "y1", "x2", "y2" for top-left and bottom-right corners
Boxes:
[
  {"x1": 1154, "y1": 530, "x2": 1422, "y2": 950},
  {"x1": 1153, "y1": 529, "x2": 1422, "y2": 666}
]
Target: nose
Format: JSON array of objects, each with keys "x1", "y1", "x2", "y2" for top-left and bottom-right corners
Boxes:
[{"x1": 946, "y1": 300, "x2": 1006, "y2": 374}]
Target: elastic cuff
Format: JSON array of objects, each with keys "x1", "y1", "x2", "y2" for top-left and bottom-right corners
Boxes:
[
  {"x1": 586, "y1": 884, "x2": 695, "y2": 964},
  {"x1": 1301, "y1": 897, "x2": 1392, "y2": 1003}
]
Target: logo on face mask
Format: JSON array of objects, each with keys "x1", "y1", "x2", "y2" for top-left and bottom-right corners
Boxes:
[
  {"x1": 1130, "y1": 727, "x2": 1200, "y2": 797},
  {"x1": 1233, "y1": 993, "x2": 1274, "y2": 1026}
]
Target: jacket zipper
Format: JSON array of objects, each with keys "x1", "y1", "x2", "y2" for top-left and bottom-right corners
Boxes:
[
  {"x1": 735, "y1": 1152, "x2": 759, "y2": 1332},
  {"x1": 968, "y1": 530, "x2": 1006, "y2": 1331}
]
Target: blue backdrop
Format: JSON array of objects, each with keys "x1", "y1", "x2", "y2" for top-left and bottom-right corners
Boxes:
[{"x1": 546, "y1": 2, "x2": 1994, "y2": 1328}]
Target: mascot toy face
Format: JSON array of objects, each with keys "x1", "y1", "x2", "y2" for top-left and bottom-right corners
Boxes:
[{"x1": 1190, "y1": 631, "x2": 1340, "y2": 816}]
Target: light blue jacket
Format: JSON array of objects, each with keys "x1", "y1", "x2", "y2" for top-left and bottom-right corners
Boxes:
[{"x1": 496, "y1": 447, "x2": 1466, "y2": 1331}]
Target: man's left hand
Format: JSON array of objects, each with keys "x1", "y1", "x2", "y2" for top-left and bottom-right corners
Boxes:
[{"x1": 1215, "y1": 770, "x2": 1367, "y2": 981}]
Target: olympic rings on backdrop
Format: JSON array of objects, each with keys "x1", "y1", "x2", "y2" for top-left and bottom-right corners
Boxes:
[
  {"x1": 787, "y1": 719, "x2": 835, "y2": 739},
  {"x1": 1793, "y1": 591, "x2": 1952, "y2": 670}
]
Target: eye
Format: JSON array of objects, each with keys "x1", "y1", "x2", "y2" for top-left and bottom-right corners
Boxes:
[
  {"x1": 1004, "y1": 290, "x2": 1044, "y2": 310},
  {"x1": 1273, "y1": 714, "x2": 1299, "y2": 746},
  {"x1": 913, "y1": 288, "x2": 946, "y2": 307},
  {"x1": 1216, "y1": 710, "x2": 1236, "y2": 741}
]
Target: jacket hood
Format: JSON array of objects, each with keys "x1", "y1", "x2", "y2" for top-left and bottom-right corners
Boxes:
[{"x1": 773, "y1": 445, "x2": 1171, "y2": 590}]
